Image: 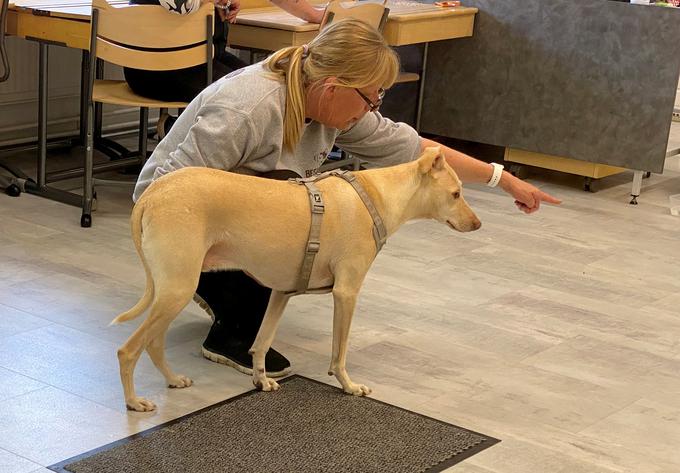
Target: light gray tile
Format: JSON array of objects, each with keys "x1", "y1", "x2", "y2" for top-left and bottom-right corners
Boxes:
[
  {"x1": 476, "y1": 287, "x2": 680, "y2": 360},
  {"x1": 0, "y1": 387, "x2": 156, "y2": 466},
  {"x1": 0, "y1": 304, "x2": 52, "y2": 340},
  {"x1": 0, "y1": 448, "x2": 42, "y2": 473},
  {"x1": 579, "y1": 398, "x2": 680, "y2": 472},
  {"x1": 0, "y1": 139, "x2": 679, "y2": 472},
  {"x1": 522, "y1": 335, "x2": 680, "y2": 396},
  {"x1": 441, "y1": 463, "x2": 497, "y2": 473},
  {"x1": 453, "y1": 436, "x2": 623, "y2": 473},
  {"x1": 0, "y1": 367, "x2": 47, "y2": 403}
]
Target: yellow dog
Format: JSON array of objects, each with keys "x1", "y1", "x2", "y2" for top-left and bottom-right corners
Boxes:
[{"x1": 113, "y1": 147, "x2": 481, "y2": 412}]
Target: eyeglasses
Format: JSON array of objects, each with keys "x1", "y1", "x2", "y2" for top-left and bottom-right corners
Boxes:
[{"x1": 355, "y1": 88, "x2": 385, "y2": 113}]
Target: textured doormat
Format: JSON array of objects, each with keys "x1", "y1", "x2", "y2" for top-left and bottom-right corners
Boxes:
[{"x1": 49, "y1": 375, "x2": 499, "y2": 473}]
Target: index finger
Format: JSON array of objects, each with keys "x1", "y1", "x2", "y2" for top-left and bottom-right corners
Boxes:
[{"x1": 539, "y1": 191, "x2": 562, "y2": 205}]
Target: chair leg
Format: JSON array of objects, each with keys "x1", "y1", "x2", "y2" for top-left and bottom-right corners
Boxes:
[
  {"x1": 139, "y1": 107, "x2": 149, "y2": 161},
  {"x1": 156, "y1": 108, "x2": 170, "y2": 141},
  {"x1": 350, "y1": 153, "x2": 360, "y2": 171},
  {"x1": 81, "y1": 102, "x2": 95, "y2": 228}
]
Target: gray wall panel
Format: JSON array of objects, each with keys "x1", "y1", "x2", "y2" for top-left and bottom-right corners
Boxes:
[{"x1": 421, "y1": 0, "x2": 680, "y2": 173}]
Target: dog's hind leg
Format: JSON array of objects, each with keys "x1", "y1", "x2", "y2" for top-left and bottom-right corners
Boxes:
[
  {"x1": 118, "y1": 285, "x2": 196, "y2": 411},
  {"x1": 146, "y1": 321, "x2": 193, "y2": 389},
  {"x1": 118, "y1": 250, "x2": 202, "y2": 412},
  {"x1": 328, "y1": 264, "x2": 371, "y2": 396},
  {"x1": 249, "y1": 290, "x2": 291, "y2": 391}
]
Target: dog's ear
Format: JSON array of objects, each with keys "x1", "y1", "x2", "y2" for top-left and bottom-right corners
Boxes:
[{"x1": 418, "y1": 146, "x2": 443, "y2": 174}]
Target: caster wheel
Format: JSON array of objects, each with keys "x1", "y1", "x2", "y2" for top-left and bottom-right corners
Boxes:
[
  {"x1": 81, "y1": 214, "x2": 92, "y2": 228},
  {"x1": 629, "y1": 195, "x2": 639, "y2": 205},
  {"x1": 5, "y1": 184, "x2": 21, "y2": 197}
]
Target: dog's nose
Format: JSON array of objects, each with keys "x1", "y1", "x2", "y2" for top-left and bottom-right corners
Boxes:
[{"x1": 472, "y1": 218, "x2": 481, "y2": 231}]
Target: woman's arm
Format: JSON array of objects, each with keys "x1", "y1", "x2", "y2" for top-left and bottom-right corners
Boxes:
[
  {"x1": 269, "y1": 0, "x2": 324, "y2": 23},
  {"x1": 421, "y1": 137, "x2": 561, "y2": 214}
]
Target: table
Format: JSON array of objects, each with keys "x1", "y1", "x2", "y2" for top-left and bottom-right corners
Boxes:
[
  {"x1": 5, "y1": 0, "x2": 135, "y2": 208},
  {"x1": 3, "y1": 0, "x2": 477, "y2": 206},
  {"x1": 230, "y1": 1, "x2": 477, "y2": 49}
]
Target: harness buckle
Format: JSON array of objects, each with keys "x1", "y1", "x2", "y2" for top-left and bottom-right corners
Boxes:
[
  {"x1": 307, "y1": 240, "x2": 321, "y2": 253},
  {"x1": 311, "y1": 193, "x2": 325, "y2": 213}
]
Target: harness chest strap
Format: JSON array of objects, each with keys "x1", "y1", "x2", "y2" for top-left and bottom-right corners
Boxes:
[
  {"x1": 296, "y1": 180, "x2": 324, "y2": 294},
  {"x1": 291, "y1": 170, "x2": 388, "y2": 295}
]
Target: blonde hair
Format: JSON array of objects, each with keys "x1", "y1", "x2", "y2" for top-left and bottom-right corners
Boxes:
[{"x1": 266, "y1": 18, "x2": 400, "y2": 151}]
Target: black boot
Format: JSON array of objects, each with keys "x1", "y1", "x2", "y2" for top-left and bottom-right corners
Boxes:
[{"x1": 195, "y1": 271, "x2": 291, "y2": 378}]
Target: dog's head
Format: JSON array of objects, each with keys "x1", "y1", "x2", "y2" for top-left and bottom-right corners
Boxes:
[{"x1": 417, "y1": 147, "x2": 481, "y2": 232}]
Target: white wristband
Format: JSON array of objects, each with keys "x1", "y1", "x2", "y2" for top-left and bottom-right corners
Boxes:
[{"x1": 487, "y1": 162, "x2": 504, "y2": 188}]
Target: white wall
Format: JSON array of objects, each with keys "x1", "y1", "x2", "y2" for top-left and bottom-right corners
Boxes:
[{"x1": 0, "y1": 37, "x2": 142, "y2": 146}]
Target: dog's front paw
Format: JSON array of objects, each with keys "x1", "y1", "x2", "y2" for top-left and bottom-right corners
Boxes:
[
  {"x1": 126, "y1": 397, "x2": 157, "y2": 412},
  {"x1": 344, "y1": 383, "x2": 372, "y2": 396},
  {"x1": 168, "y1": 374, "x2": 193, "y2": 388},
  {"x1": 253, "y1": 376, "x2": 280, "y2": 392}
]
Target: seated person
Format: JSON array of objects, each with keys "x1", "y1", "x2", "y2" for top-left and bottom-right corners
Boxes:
[{"x1": 124, "y1": 0, "x2": 325, "y2": 136}]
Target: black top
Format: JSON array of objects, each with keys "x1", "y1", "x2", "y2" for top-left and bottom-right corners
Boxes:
[{"x1": 128, "y1": 0, "x2": 227, "y2": 46}]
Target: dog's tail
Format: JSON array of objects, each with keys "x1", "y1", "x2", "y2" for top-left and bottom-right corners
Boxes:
[{"x1": 110, "y1": 201, "x2": 154, "y2": 325}]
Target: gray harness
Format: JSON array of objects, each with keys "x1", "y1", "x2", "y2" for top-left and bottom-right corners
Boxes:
[{"x1": 288, "y1": 170, "x2": 388, "y2": 295}]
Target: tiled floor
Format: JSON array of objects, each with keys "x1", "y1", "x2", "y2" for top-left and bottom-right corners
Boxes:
[{"x1": 0, "y1": 123, "x2": 679, "y2": 472}]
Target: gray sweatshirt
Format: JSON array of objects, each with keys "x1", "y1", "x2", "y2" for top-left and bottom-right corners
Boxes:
[{"x1": 133, "y1": 63, "x2": 421, "y2": 202}]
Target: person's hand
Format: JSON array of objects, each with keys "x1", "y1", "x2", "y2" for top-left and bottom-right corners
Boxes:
[
  {"x1": 227, "y1": 0, "x2": 240, "y2": 22},
  {"x1": 213, "y1": 0, "x2": 228, "y2": 21},
  {"x1": 500, "y1": 172, "x2": 561, "y2": 214},
  {"x1": 213, "y1": 0, "x2": 238, "y2": 22}
]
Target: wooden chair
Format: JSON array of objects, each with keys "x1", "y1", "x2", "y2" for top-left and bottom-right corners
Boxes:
[
  {"x1": 81, "y1": 0, "x2": 214, "y2": 227},
  {"x1": 319, "y1": 0, "x2": 418, "y2": 87},
  {"x1": 320, "y1": 0, "x2": 389, "y2": 31}
]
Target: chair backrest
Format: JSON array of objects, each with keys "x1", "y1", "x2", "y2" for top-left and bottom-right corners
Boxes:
[
  {"x1": 1, "y1": 0, "x2": 9, "y2": 82},
  {"x1": 90, "y1": 0, "x2": 214, "y2": 71},
  {"x1": 320, "y1": 0, "x2": 389, "y2": 32}
]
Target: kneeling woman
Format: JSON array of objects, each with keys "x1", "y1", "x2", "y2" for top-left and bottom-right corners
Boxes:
[{"x1": 133, "y1": 19, "x2": 560, "y2": 378}]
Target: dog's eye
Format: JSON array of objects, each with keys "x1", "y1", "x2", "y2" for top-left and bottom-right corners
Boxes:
[{"x1": 452, "y1": 191, "x2": 460, "y2": 199}]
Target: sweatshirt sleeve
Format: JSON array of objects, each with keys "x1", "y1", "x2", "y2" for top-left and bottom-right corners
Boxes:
[
  {"x1": 158, "y1": 0, "x2": 202, "y2": 14},
  {"x1": 150, "y1": 104, "x2": 260, "y2": 183},
  {"x1": 334, "y1": 112, "x2": 421, "y2": 167}
]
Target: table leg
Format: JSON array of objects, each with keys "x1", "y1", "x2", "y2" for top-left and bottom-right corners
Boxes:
[
  {"x1": 37, "y1": 42, "x2": 48, "y2": 188},
  {"x1": 630, "y1": 170, "x2": 644, "y2": 205},
  {"x1": 21, "y1": 41, "x2": 82, "y2": 208},
  {"x1": 415, "y1": 42, "x2": 428, "y2": 133}
]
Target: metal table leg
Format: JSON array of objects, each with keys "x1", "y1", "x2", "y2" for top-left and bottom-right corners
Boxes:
[
  {"x1": 415, "y1": 42, "x2": 428, "y2": 133},
  {"x1": 630, "y1": 170, "x2": 644, "y2": 205}
]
